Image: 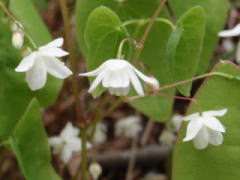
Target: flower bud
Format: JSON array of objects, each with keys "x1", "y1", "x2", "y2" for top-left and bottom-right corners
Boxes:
[
  {"x1": 89, "y1": 162, "x2": 102, "y2": 180},
  {"x1": 12, "y1": 31, "x2": 24, "y2": 49}
]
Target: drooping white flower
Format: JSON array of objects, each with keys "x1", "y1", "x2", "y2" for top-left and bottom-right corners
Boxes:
[
  {"x1": 183, "y1": 109, "x2": 227, "y2": 150},
  {"x1": 79, "y1": 59, "x2": 157, "y2": 96},
  {"x1": 15, "y1": 38, "x2": 72, "y2": 90},
  {"x1": 218, "y1": 23, "x2": 240, "y2": 37},
  {"x1": 49, "y1": 122, "x2": 92, "y2": 163},
  {"x1": 115, "y1": 115, "x2": 142, "y2": 138}
]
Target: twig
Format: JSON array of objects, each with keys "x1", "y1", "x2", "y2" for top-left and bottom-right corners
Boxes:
[
  {"x1": 126, "y1": 71, "x2": 239, "y2": 101},
  {"x1": 141, "y1": 120, "x2": 155, "y2": 146},
  {"x1": 57, "y1": 0, "x2": 85, "y2": 125},
  {"x1": 126, "y1": 137, "x2": 138, "y2": 180},
  {"x1": 90, "y1": 144, "x2": 171, "y2": 168},
  {"x1": 132, "y1": 0, "x2": 168, "y2": 61}
]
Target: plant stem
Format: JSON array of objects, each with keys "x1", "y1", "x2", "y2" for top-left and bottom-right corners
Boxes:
[
  {"x1": 117, "y1": 38, "x2": 142, "y2": 59},
  {"x1": 0, "y1": 1, "x2": 37, "y2": 48},
  {"x1": 57, "y1": 0, "x2": 85, "y2": 125},
  {"x1": 132, "y1": 0, "x2": 168, "y2": 62},
  {"x1": 165, "y1": 1, "x2": 176, "y2": 23},
  {"x1": 126, "y1": 71, "x2": 240, "y2": 101},
  {"x1": 74, "y1": 128, "x2": 88, "y2": 180},
  {"x1": 125, "y1": 136, "x2": 138, "y2": 180}
]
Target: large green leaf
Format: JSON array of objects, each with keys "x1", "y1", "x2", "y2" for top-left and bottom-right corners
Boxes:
[
  {"x1": 169, "y1": 0, "x2": 229, "y2": 74},
  {"x1": 84, "y1": 6, "x2": 128, "y2": 97},
  {"x1": 172, "y1": 61, "x2": 240, "y2": 180},
  {"x1": 76, "y1": 0, "x2": 168, "y2": 56},
  {"x1": 0, "y1": 0, "x2": 62, "y2": 138},
  {"x1": 174, "y1": 6, "x2": 205, "y2": 96},
  {"x1": 10, "y1": 99, "x2": 60, "y2": 180},
  {"x1": 129, "y1": 20, "x2": 175, "y2": 122}
]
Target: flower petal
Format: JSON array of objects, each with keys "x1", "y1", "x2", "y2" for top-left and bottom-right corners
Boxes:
[
  {"x1": 15, "y1": 52, "x2": 37, "y2": 72},
  {"x1": 26, "y1": 57, "x2": 47, "y2": 90},
  {"x1": 203, "y1": 109, "x2": 228, "y2": 117},
  {"x1": 208, "y1": 129, "x2": 223, "y2": 146},
  {"x1": 218, "y1": 24, "x2": 240, "y2": 37},
  {"x1": 67, "y1": 137, "x2": 81, "y2": 152},
  {"x1": 183, "y1": 118, "x2": 203, "y2": 142},
  {"x1": 44, "y1": 57, "x2": 72, "y2": 79},
  {"x1": 129, "y1": 69, "x2": 144, "y2": 96},
  {"x1": 182, "y1": 112, "x2": 200, "y2": 121},
  {"x1": 61, "y1": 122, "x2": 79, "y2": 140},
  {"x1": 193, "y1": 127, "x2": 209, "y2": 149},
  {"x1": 39, "y1": 38, "x2": 64, "y2": 50},
  {"x1": 88, "y1": 71, "x2": 106, "y2": 93},
  {"x1": 79, "y1": 65, "x2": 104, "y2": 77},
  {"x1": 40, "y1": 48, "x2": 69, "y2": 57},
  {"x1": 203, "y1": 116, "x2": 225, "y2": 132},
  {"x1": 61, "y1": 146, "x2": 72, "y2": 163},
  {"x1": 132, "y1": 66, "x2": 157, "y2": 84},
  {"x1": 48, "y1": 137, "x2": 62, "y2": 147},
  {"x1": 102, "y1": 69, "x2": 129, "y2": 88}
]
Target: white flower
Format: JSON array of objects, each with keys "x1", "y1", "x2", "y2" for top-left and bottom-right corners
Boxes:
[
  {"x1": 89, "y1": 162, "x2": 102, "y2": 180},
  {"x1": 93, "y1": 123, "x2": 107, "y2": 144},
  {"x1": 49, "y1": 122, "x2": 92, "y2": 163},
  {"x1": 218, "y1": 23, "x2": 240, "y2": 37},
  {"x1": 12, "y1": 31, "x2": 24, "y2": 49},
  {"x1": 183, "y1": 109, "x2": 227, "y2": 150},
  {"x1": 79, "y1": 59, "x2": 157, "y2": 96},
  {"x1": 15, "y1": 38, "x2": 72, "y2": 90},
  {"x1": 115, "y1": 116, "x2": 142, "y2": 138}
]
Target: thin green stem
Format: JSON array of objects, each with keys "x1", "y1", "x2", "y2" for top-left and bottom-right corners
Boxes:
[
  {"x1": 132, "y1": 0, "x2": 168, "y2": 62},
  {"x1": 74, "y1": 128, "x2": 88, "y2": 180},
  {"x1": 57, "y1": 0, "x2": 85, "y2": 125},
  {"x1": 117, "y1": 38, "x2": 142, "y2": 59},
  {"x1": 121, "y1": 18, "x2": 175, "y2": 30},
  {"x1": 126, "y1": 72, "x2": 240, "y2": 101},
  {"x1": 0, "y1": 1, "x2": 37, "y2": 49}
]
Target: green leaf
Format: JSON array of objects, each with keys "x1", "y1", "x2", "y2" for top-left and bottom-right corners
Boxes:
[
  {"x1": 76, "y1": 0, "x2": 168, "y2": 56},
  {"x1": 84, "y1": 6, "x2": 128, "y2": 97},
  {"x1": 169, "y1": 0, "x2": 229, "y2": 74},
  {"x1": 165, "y1": 26, "x2": 184, "y2": 83},
  {"x1": 0, "y1": 1, "x2": 62, "y2": 138},
  {"x1": 174, "y1": 6, "x2": 206, "y2": 96},
  {"x1": 129, "y1": 20, "x2": 175, "y2": 122},
  {"x1": 172, "y1": 61, "x2": 240, "y2": 180},
  {"x1": 10, "y1": 98, "x2": 60, "y2": 180},
  {"x1": 9, "y1": 0, "x2": 51, "y2": 46}
]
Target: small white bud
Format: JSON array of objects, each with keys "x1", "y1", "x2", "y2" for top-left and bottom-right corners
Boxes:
[
  {"x1": 12, "y1": 31, "x2": 24, "y2": 49},
  {"x1": 11, "y1": 21, "x2": 23, "y2": 32},
  {"x1": 89, "y1": 162, "x2": 102, "y2": 180}
]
